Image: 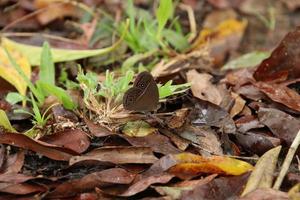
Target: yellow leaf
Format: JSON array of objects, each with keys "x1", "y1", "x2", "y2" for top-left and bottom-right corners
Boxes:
[
  {"x1": 122, "y1": 120, "x2": 157, "y2": 137},
  {"x1": 192, "y1": 19, "x2": 247, "y2": 50},
  {"x1": 0, "y1": 109, "x2": 17, "y2": 132},
  {"x1": 169, "y1": 153, "x2": 253, "y2": 177},
  {"x1": 0, "y1": 44, "x2": 31, "y2": 101}
]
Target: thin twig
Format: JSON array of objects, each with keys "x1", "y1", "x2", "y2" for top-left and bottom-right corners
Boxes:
[{"x1": 273, "y1": 129, "x2": 300, "y2": 189}]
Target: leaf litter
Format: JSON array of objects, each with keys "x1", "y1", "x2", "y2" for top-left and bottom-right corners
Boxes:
[{"x1": 0, "y1": 0, "x2": 299, "y2": 199}]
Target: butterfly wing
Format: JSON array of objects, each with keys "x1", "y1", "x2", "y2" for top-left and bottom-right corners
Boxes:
[{"x1": 123, "y1": 71, "x2": 159, "y2": 112}]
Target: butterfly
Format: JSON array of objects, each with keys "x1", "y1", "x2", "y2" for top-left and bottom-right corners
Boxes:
[{"x1": 123, "y1": 71, "x2": 159, "y2": 112}]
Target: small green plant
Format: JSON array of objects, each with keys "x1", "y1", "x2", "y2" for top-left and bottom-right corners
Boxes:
[
  {"x1": 77, "y1": 69, "x2": 190, "y2": 123},
  {"x1": 15, "y1": 93, "x2": 55, "y2": 128},
  {"x1": 118, "y1": 0, "x2": 189, "y2": 54},
  {"x1": 5, "y1": 42, "x2": 76, "y2": 110}
]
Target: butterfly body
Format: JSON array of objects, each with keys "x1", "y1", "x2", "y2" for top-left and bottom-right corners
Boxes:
[{"x1": 123, "y1": 71, "x2": 159, "y2": 112}]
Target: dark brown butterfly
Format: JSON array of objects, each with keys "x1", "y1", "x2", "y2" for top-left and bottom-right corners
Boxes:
[{"x1": 123, "y1": 71, "x2": 159, "y2": 112}]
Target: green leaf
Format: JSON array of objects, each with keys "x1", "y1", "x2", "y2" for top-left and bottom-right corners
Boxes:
[
  {"x1": 2, "y1": 26, "x2": 126, "y2": 66},
  {"x1": 156, "y1": 0, "x2": 173, "y2": 37},
  {"x1": 222, "y1": 51, "x2": 270, "y2": 70},
  {"x1": 37, "y1": 82, "x2": 76, "y2": 110},
  {"x1": 158, "y1": 81, "x2": 191, "y2": 99},
  {"x1": 162, "y1": 29, "x2": 189, "y2": 51},
  {"x1": 0, "y1": 109, "x2": 17, "y2": 132},
  {"x1": 5, "y1": 92, "x2": 25, "y2": 105},
  {"x1": 40, "y1": 42, "x2": 55, "y2": 85}
]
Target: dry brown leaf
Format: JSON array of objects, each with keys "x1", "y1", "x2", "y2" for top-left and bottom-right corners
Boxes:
[{"x1": 187, "y1": 70, "x2": 222, "y2": 105}]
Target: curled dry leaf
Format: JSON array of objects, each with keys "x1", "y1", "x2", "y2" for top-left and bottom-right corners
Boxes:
[
  {"x1": 122, "y1": 133, "x2": 181, "y2": 155},
  {"x1": 236, "y1": 132, "x2": 281, "y2": 155},
  {"x1": 0, "y1": 183, "x2": 47, "y2": 195},
  {"x1": 70, "y1": 146, "x2": 158, "y2": 165},
  {"x1": 85, "y1": 118, "x2": 115, "y2": 137},
  {"x1": 189, "y1": 99, "x2": 236, "y2": 134},
  {"x1": 47, "y1": 168, "x2": 136, "y2": 199},
  {"x1": 235, "y1": 115, "x2": 264, "y2": 133},
  {"x1": 254, "y1": 82, "x2": 300, "y2": 112},
  {"x1": 40, "y1": 129, "x2": 90, "y2": 154},
  {"x1": 0, "y1": 132, "x2": 76, "y2": 161},
  {"x1": 186, "y1": 70, "x2": 222, "y2": 105},
  {"x1": 118, "y1": 174, "x2": 174, "y2": 197},
  {"x1": 180, "y1": 172, "x2": 249, "y2": 200},
  {"x1": 229, "y1": 92, "x2": 246, "y2": 117},
  {"x1": 241, "y1": 146, "x2": 281, "y2": 197},
  {"x1": 254, "y1": 27, "x2": 300, "y2": 82},
  {"x1": 177, "y1": 126, "x2": 223, "y2": 155},
  {"x1": 154, "y1": 174, "x2": 217, "y2": 199},
  {"x1": 258, "y1": 107, "x2": 300, "y2": 145}
]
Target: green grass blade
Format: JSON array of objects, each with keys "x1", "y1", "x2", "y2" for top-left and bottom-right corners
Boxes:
[{"x1": 40, "y1": 42, "x2": 55, "y2": 85}]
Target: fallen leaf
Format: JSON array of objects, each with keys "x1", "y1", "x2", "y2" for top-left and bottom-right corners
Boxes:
[
  {"x1": 235, "y1": 115, "x2": 264, "y2": 133},
  {"x1": 254, "y1": 27, "x2": 300, "y2": 82},
  {"x1": 0, "y1": 132, "x2": 76, "y2": 161},
  {"x1": 186, "y1": 70, "x2": 222, "y2": 105},
  {"x1": 0, "y1": 183, "x2": 46, "y2": 195},
  {"x1": 236, "y1": 132, "x2": 280, "y2": 155},
  {"x1": 229, "y1": 92, "x2": 246, "y2": 117},
  {"x1": 169, "y1": 153, "x2": 253, "y2": 179},
  {"x1": 189, "y1": 99, "x2": 236, "y2": 134},
  {"x1": 70, "y1": 146, "x2": 158, "y2": 165},
  {"x1": 254, "y1": 82, "x2": 300, "y2": 112},
  {"x1": 177, "y1": 126, "x2": 223, "y2": 155},
  {"x1": 122, "y1": 120, "x2": 157, "y2": 137},
  {"x1": 240, "y1": 188, "x2": 289, "y2": 200},
  {"x1": 85, "y1": 118, "x2": 115, "y2": 137},
  {"x1": 180, "y1": 172, "x2": 249, "y2": 200},
  {"x1": 241, "y1": 146, "x2": 281, "y2": 196},
  {"x1": 47, "y1": 168, "x2": 136, "y2": 199},
  {"x1": 258, "y1": 107, "x2": 300, "y2": 145},
  {"x1": 40, "y1": 129, "x2": 90, "y2": 154},
  {"x1": 118, "y1": 174, "x2": 174, "y2": 197},
  {"x1": 122, "y1": 133, "x2": 181, "y2": 155},
  {"x1": 154, "y1": 174, "x2": 217, "y2": 199}
]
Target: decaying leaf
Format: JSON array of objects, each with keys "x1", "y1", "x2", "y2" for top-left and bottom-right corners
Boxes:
[
  {"x1": 254, "y1": 27, "x2": 300, "y2": 82},
  {"x1": 258, "y1": 107, "x2": 300, "y2": 145},
  {"x1": 186, "y1": 70, "x2": 222, "y2": 105},
  {"x1": 254, "y1": 82, "x2": 300, "y2": 112},
  {"x1": 70, "y1": 146, "x2": 158, "y2": 165},
  {"x1": 180, "y1": 172, "x2": 250, "y2": 200},
  {"x1": 241, "y1": 146, "x2": 281, "y2": 196},
  {"x1": 0, "y1": 132, "x2": 76, "y2": 161},
  {"x1": 39, "y1": 129, "x2": 90, "y2": 154}
]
